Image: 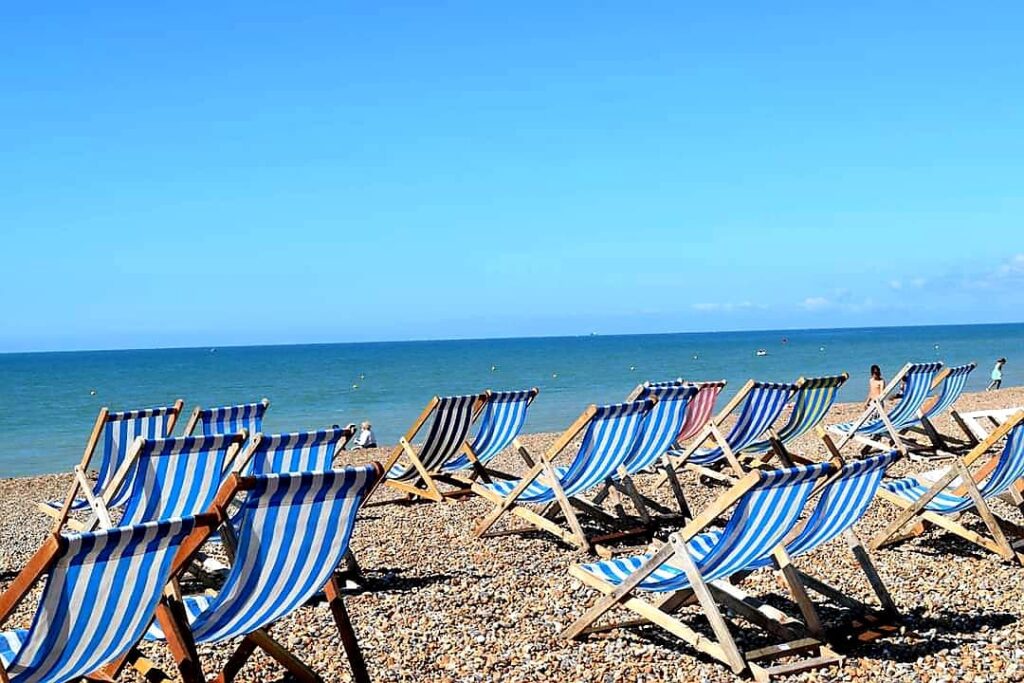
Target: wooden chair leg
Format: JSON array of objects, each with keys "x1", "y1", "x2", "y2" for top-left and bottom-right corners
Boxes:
[
  {"x1": 249, "y1": 630, "x2": 322, "y2": 683},
  {"x1": 326, "y1": 575, "x2": 371, "y2": 683},
  {"x1": 214, "y1": 636, "x2": 259, "y2": 683}
]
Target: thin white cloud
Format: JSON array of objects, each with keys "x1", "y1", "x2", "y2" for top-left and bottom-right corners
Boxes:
[
  {"x1": 800, "y1": 296, "x2": 831, "y2": 311},
  {"x1": 889, "y1": 280, "x2": 903, "y2": 290}
]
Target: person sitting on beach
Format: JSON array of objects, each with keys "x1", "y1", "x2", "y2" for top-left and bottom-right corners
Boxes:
[
  {"x1": 987, "y1": 358, "x2": 1007, "y2": 391},
  {"x1": 352, "y1": 421, "x2": 377, "y2": 449},
  {"x1": 866, "y1": 364, "x2": 885, "y2": 407}
]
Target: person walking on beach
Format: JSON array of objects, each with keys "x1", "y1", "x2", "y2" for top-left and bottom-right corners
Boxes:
[
  {"x1": 987, "y1": 358, "x2": 1007, "y2": 391},
  {"x1": 352, "y1": 421, "x2": 377, "y2": 449},
  {"x1": 866, "y1": 365, "x2": 885, "y2": 406}
]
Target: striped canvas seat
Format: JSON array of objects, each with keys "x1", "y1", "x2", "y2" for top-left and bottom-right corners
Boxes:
[
  {"x1": 0, "y1": 518, "x2": 200, "y2": 683},
  {"x1": 388, "y1": 394, "x2": 479, "y2": 480},
  {"x1": 832, "y1": 363, "x2": 943, "y2": 437},
  {"x1": 189, "y1": 399, "x2": 269, "y2": 436},
  {"x1": 682, "y1": 383, "x2": 797, "y2": 466},
  {"x1": 443, "y1": 389, "x2": 536, "y2": 472},
  {"x1": 673, "y1": 381, "x2": 726, "y2": 444},
  {"x1": 578, "y1": 463, "x2": 831, "y2": 592},
  {"x1": 115, "y1": 435, "x2": 242, "y2": 525},
  {"x1": 484, "y1": 400, "x2": 652, "y2": 503},
  {"x1": 883, "y1": 424, "x2": 1024, "y2": 514},
  {"x1": 46, "y1": 405, "x2": 179, "y2": 512},
  {"x1": 620, "y1": 385, "x2": 698, "y2": 474},
  {"x1": 145, "y1": 466, "x2": 380, "y2": 644},
  {"x1": 246, "y1": 427, "x2": 349, "y2": 475},
  {"x1": 744, "y1": 375, "x2": 847, "y2": 455},
  {"x1": 920, "y1": 363, "x2": 975, "y2": 422}
]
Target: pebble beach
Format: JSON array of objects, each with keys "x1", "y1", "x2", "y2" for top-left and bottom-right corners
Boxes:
[{"x1": 3, "y1": 387, "x2": 1024, "y2": 682}]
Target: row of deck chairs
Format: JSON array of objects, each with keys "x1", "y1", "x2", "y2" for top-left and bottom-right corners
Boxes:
[
  {"x1": 1, "y1": 358, "x2": 1010, "y2": 682},
  {"x1": 3, "y1": 397, "x2": 384, "y2": 683}
]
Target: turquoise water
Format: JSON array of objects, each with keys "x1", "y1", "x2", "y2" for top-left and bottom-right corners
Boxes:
[{"x1": 1, "y1": 323, "x2": 1020, "y2": 477}]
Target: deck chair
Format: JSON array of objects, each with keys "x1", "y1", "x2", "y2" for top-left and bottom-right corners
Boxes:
[
  {"x1": 906, "y1": 363, "x2": 976, "y2": 452},
  {"x1": 828, "y1": 362, "x2": 943, "y2": 455},
  {"x1": 379, "y1": 392, "x2": 488, "y2": 502},
  {"x1": 562, "y1": 463, "x2": 840, "y2": 680},
  {"x1": 659, "y1": 381, "x2": 797, "y2": 515},
  {"x1": 589, "y1": 385, "x2": 699, "y2": 535},
  {"x1": 183, "y1": 398, "x2": 270, "y2": 437},
  {"x1": 139, "y1": 465, "x2": 382, "y2": 683},
  {"x1": 726, "y1": 452, "x2": 900, "y2": 642},
  {"x1": 78, "y1": 433, "x2": 247, "y2": 532},
  {"x1": 0, "y1": 514, "x2": 217, "y2": 683},
  {"x1": 472, "y1": 399, "x2": 655, "y2": 553},
  {"x1": 742, "y1": 374, "x2": 849, "y2": 465},
  {"x1": 952, "y1": 406, "x2": 1024, "y2": 445},
  {"x1": 870, "y1": 413, "x2": 1024, "y2": 564},
  {"x1": 438, "y1": 388, "x2": 539, "y2": 487},
  {"x1": 244, "y1": 426, "x2": 354, "y2": 475},
  {"x1": 40, "y1": 400, "x2": 185, "y2": 531}
]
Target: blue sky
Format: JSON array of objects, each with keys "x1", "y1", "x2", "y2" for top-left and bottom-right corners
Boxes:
[{"x1": 2, "y1": 2, "x2": 1022, "y2": 352}]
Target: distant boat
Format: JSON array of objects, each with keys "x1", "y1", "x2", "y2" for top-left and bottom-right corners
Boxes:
[
  {"x1": 209, "y1": 348, "x2": 217, "y2": 353},
  {"x1": 756, "y1": 349, "x2": 768, "y2": 357}
]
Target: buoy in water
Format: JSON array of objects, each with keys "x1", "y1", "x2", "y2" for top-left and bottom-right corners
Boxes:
[
  {"x1": 89, "y1": 389, "x2": 97, "y2": 396},
  {"x1": 352, "y1": 384, "x2": 359, "y2": 390},
  {"x1": 756, "y1": 349, "x2": 768, "y2": 357},
  {"x1": 552, "y1": 372, "x2": 558, "y2": 379},
  {"x1": 490, "y1": 365, "x2": 497, "y2": 372},
  {"x1": 629, "y1": 365, "x2": 636, "y2": 371}
]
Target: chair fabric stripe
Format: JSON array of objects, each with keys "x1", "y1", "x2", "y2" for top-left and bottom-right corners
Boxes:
[
  {"x1": 55, "y1": 405, "x2": 177, "y2": 512},
  {"x1": 116, "y1": 435, "x2": 236, "y2": 524},
  {"x1": 443, "y1": 390, "x2": 534, "y2": 471},
  {"x1": 484, "y1": 400, "x2": 654, "y2": 502},
  {"x1": 745, "y1": 375, "x2": 846, "y2": 455},
  {"x1": 0, "y1": 518, "x2": 197, "y2": 682},
  {"x1": 196, "y1": 401, "x2": 268, "y2": 437},
  {"x1": 579, "y1": 463, "x2": 830, "y2": 592},
  {"x1": 388, "y1": 395, "x2": 479, "y2": 480},
  {"x1": 621, "y1": 385, "x2": 697, "y2": 473},
  {"x1": 247, "y1": 428, "x2": 349, "y2": 476},
  {"x1": 921, "y1": 364, "x2": 976, "y2": 420},
  {"x1": 883, "y1": 423, "x2": 1024, "y2": 514},
  {"x1": 144, "y1": 466, "x2": 380, "y2": 644},
  {"x1": 686, "y1": 383, "x2": 797, "y2": 465},
  {"x1": 833, "y1": 363, "x2": 943, "y2": 436}
]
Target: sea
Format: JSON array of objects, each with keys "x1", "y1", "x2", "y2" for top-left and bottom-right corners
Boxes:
[{"x1": 1, "y1": 323, "x2": 1021, "y2": 477}]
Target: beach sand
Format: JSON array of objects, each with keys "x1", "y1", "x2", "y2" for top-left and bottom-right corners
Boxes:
[{"x1": 3, "y1": 387, "x2": 1024, "y2": 682}]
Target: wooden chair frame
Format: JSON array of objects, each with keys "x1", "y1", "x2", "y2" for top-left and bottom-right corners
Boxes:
[
  {"x1": 41, "y1": 400, "x2": 185, "y2": 532},
  {"x1": 377, "y1": 392, "x2": 488, "y2": 502},
  {"x1": 561, "y1": 469, "x2": 842, "y2": 681},
  {"x1": 114, "y1": 468, "x2": 377, "y2": 683},
  {"x1": 0, "y1": 512, "x2": 220, "y2": 683},
  {"x1": 870, "y1": 412, "x2": 1024, "y2": 563},
  {"x1": 471, "y1": 404, "x2": 644, "y2": 553}
]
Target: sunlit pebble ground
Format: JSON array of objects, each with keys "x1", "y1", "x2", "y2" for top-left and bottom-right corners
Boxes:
[{"x1": 2, "y1": 387, "x2": 1024, "y2": 682}]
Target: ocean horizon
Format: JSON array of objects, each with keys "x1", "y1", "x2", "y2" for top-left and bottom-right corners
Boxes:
[{"x1": 1, "y1": 321, "x2": 1020, "y2": 477}]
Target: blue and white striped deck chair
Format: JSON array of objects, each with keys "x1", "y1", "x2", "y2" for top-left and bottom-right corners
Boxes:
[
  {"x1": 41, "y1": 400, "x2": 185, "y2": 531},
  {"x1": 664, "y1": 381, "x2": 797, "y2": 502},
  {"x1": 872, "y1": 413, "x2": 1024, "y2": 563},
  {"x1": 0, "y1": 514, "x2": 216, "y2": 683},
  {"x1": 144, "y1": 465, "x2": 382, "y2": 683},
  {"x1": 242, "y1": 426, "x2": 354, "y2": 476},
  {"x1": 562, "y1": 463, "x2": 839, "y2": 678},
  {"x1": 441, "y1": 388, "x2": 539, "y2": 483},
  {"x1": 829, "y1": 362, "x2": 943, "y2": 454},
  {"x1": 742, "y1": 374, "x2": 849, "y2": 463},
  {"x1": 472, "y1": 399, "x2": 655, "y2": 553},
  {"x1": 730, "y1": 453, "x2": 901, "y2": 627},
  {"x1": 380, "y1": 392, "x2": 487, "y2": 502},
  {"x1": 909, "y1": 363, "x2": 977, "y2": 451},
  {"x1": 82, "y1": 433, "x2": 247, "y2": 532},
  {"x1": 590, "y1": 385, "x2": 699, "y2": 529},
  {"x1": 183, "y1": 398, "x2": 269, "y2": 438}
]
